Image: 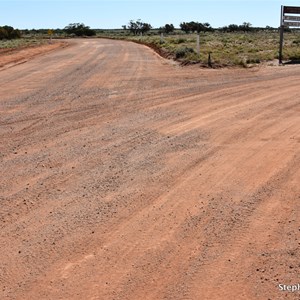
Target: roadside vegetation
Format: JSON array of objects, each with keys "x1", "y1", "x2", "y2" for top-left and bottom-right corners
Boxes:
[
  {"x1": 0, "y1": 23, "x2": 95, "y2": 51},
  {"x1": 98, "y1": 21, "x2": 300, "y2": 67},
  {"x1": 0, "y1": 38, "x2": 49, "y2": 50},
  {"x1": 97, "y1": 29, "x2": 300, "y2": 67},
  {"x1": 1, "y1": 21, "x2": 300, "y2": 67}
]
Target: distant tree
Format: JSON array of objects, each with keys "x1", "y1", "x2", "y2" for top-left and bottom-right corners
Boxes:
[
  {"x1": 64, "y1": 23, "x2": 96, "y2": 36},
  {"x1": 0, "y1": 25, "x2": 21, "y2": 40},
  {"x1": 141, "y1": 22, "x2": 152, "y2": 35},
  {"x1": 127, "y1": 19, "x2": 152, "y2": 35},
  {"x1": 189, "y1": 21, "x2": 199, "y2": 33},
  {"x1": 222, "y1": 22, "x2": 254, "y2": 33},
  {"x1": 180, "y1": 22, "x2": 191, "y2": 34},
  {"x1": 165, "y1": 24, "x2": 175, "y2": 34},
  {"x1": 265, "y1": 25, "x2": 276, "y2": 31},
  {"x1": 203, "y1": 22, "x2": 213, "y2": 32},
  {"x1": 227, "y1": 24, "x2": 239, "y2": 32},
  {"x1": 128, "y1": 20, "x2": 138, "y2": 35},
  {"x1": 180, "y1": 21, "x2": 213, "y2": 34},
  {"x1": 122, "y1": 25, "x2": 127, "y2": 30},
  {"x1": 194, "y1": 22, "x2": 206, "y2": 33},
  {"x1": 0, "y1": 27, "x2": 7, "y2": 39},
  {"x1": 54, "y1": 28, "x2": 64, "y2": 35},
  {"x1": 158, "y1": 24, "x2": 175, "y2": 34},
  {"x1": 239, "y1": 22, "x2": 252, "y2": 32},
  {"x1": 221, "y1": 26, "x2": 228, "y2": 32}
]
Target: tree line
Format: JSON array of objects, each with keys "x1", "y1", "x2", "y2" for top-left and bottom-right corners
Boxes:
[
  {"x1": 0, "y1": 23, "x2": 97, "y2": 40},
  {"x1": 123, "y1": 20, "x2": 213, "y2": 35},
  {"x1": 123, "y1": 20, "x2": 280, "y2": 35},
  {"x1": 221, "y1": 22, "x2": 253, "y2": 32},
  {"x1": 0, "y1": 21, "x2": 282, "y2": 41}
]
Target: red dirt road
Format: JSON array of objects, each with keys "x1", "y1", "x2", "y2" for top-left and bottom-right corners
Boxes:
[{"x1": 1, "y1": 39, "x2": 300, "y2": 300}]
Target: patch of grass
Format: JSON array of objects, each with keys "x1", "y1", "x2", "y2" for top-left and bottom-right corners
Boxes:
[{"x1": 0, "y1": 38, "x2": 48, "y2": 50}]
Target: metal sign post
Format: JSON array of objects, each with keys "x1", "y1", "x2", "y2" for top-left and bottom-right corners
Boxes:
[
  {"x1": 279, "y1": 5, "x2": 300, "y2": 64},
  {"x1": 279, "y1": 6, "x2": 284, "y2": 64}
]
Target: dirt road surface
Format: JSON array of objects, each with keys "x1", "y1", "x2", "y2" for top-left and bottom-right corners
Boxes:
[{"x1": 1, "y1": 39, "x2": 300, "y2": 300}]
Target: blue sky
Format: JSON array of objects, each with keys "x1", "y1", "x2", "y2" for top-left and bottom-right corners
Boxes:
[{"x1": 1, "y1": 0, "x2": 300, "y2": 29}]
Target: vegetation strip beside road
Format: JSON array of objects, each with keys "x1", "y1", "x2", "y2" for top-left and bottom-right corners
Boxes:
[
  {"x1": 97, "y1": 31, "x2": 300, "y2": 68},
  {"x1": 1, "y1": 22, "x2": 300, "y2": 67},
  {"x1": 0, "y1": 41, "x2": 69, "y2": 69}
]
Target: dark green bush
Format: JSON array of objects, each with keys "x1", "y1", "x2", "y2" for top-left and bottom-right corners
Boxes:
[
  {"x1": 64, "y1": 23, "x2": 96, "y2": 37},
  {"x1": 246, "y1": 58, "x2": 261, "y2": 64},
  {"x1": 0, "y1": 26, "x2": 21, "y2": 40},
  {"x1": 176, "y1": 38, "x2": 187, "y2": 44},
  {"x1": 175, "y1": 46, "x2": 195, "y2": 59}
]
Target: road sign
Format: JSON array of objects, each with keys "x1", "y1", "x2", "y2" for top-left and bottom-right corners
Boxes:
[
  {"x1": 279, "y1": 5, "x2": 300, "y2": 64},
  {"x1": 283, "y1": 21, "x2": 300, "y2": 27},
  {"x1": 283, "y1": 6, "x2": 300, "y2": 14},
  {"x1": 283, "y1": 15, "x2": 300, "y2": 21},
  {"x1": 281, "y1": 6, "x2": 300, "y2": 26}
]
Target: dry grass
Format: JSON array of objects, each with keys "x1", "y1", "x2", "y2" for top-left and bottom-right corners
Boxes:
[
  {"x1": 0, "y1": 38, "x2": 48, "y2": 50},
  {"x1": 99, "y1": 30, "x2": 300, "y2": 67}
]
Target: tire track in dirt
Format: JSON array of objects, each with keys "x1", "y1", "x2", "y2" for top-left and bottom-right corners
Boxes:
[{"x1": 1, "y1": 39, "x2": 300, "y2": 300}]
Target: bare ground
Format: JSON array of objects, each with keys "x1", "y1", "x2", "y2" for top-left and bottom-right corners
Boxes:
[{"x1": 0, "y1": 39, "x2": 300, "y2": 300}]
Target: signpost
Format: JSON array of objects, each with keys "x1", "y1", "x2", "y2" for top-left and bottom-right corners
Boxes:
[
  {"x1": 279, "y1": 5, "x2": 300, "y2": 64},
  {"x1": 48, "y1": 29, "x2": 53, "y2": 43},
  {"x1": 196, "y1": 34, "x2": 200, "y2": 56},
  {"x1": 160, "y1": 33, "x2": 164, "y2": 44}
]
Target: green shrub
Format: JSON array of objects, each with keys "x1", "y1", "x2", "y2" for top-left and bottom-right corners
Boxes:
[
  {"x1": 0, "y1": 26, "x2": 21, "y2": 40},
  {"x1": 246, "y1": 58, "x2": 261, "y2": 64},
  {"x1": 175, "y1": 46, "x2": 195, "y2": 59},
  {"x1": 177, "y1": 38, "x2": 187, "y2": 44}
]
